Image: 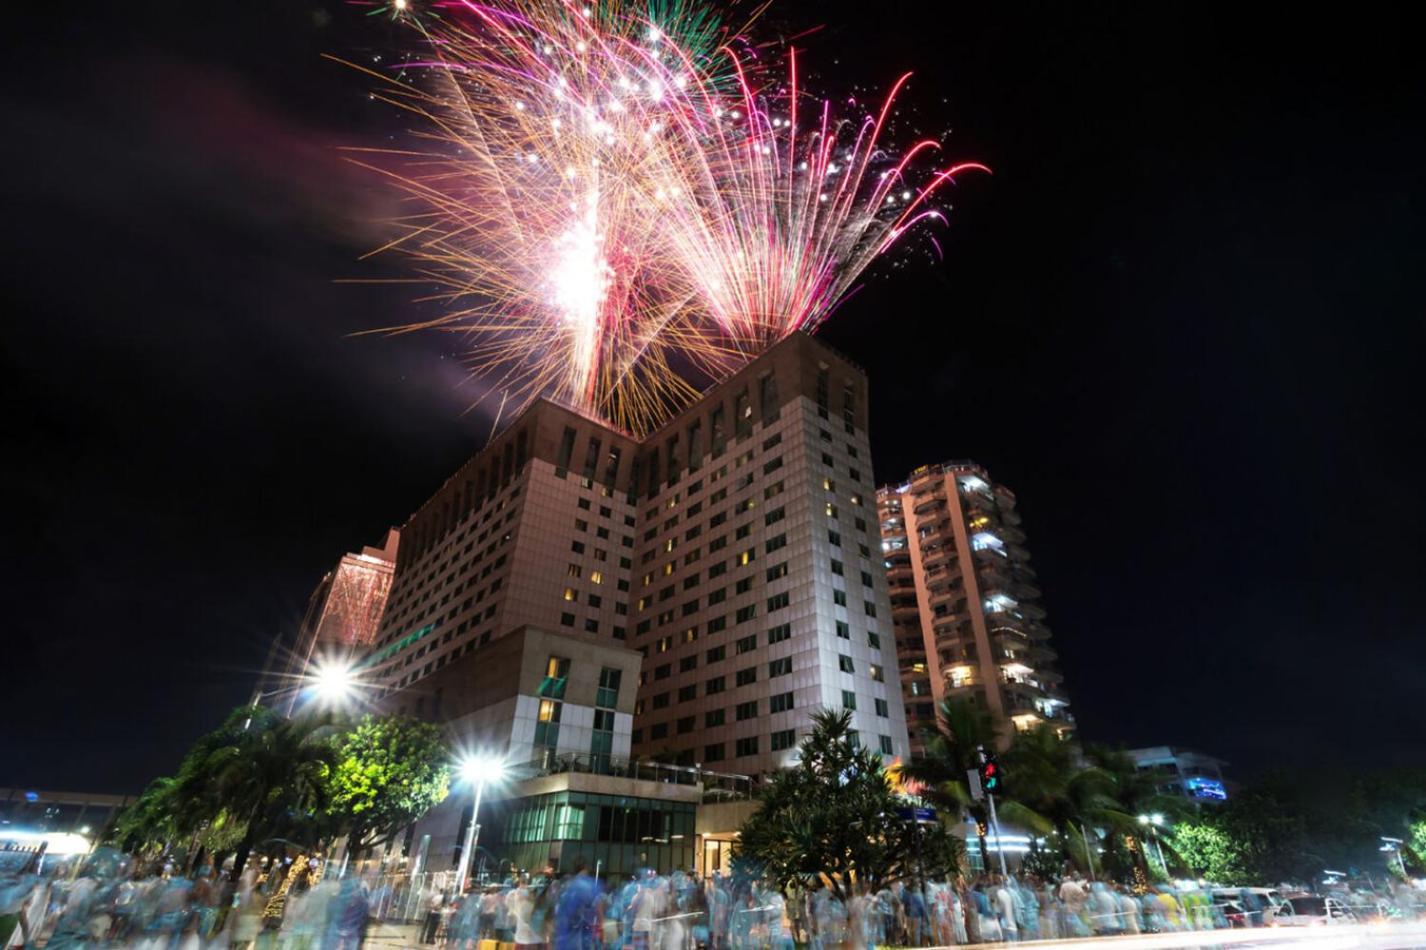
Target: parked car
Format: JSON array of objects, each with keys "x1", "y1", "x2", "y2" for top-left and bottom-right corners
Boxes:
[
  {"x1": 1211, "y1": 888, "x2": 1289, "y2": 927},
  {"x1": 1274, "y1": 895, "x2": 1354, "y2": 926}
]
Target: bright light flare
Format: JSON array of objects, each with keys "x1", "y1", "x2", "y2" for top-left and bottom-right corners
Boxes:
[
  {"x1": 458, "y1": 754, "x2": 507, "y2": 785},
  {"x1": 311, "y1": 661, "x2": 359, "y2": 703}
]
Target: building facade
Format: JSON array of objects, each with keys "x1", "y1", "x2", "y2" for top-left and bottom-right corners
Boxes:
[
  {"x1": 1127, "y1": 746, "x2": 1231, "y2": 802},
  {"x1": 270, "y1": 529, "x2": 399, "y2": 712},
  {"x1": 878, "y1": 462, "x2": 1071, "y2": 754},
  {"x1": 363, "y1": 332, "x2": 910, "y2": 778}
]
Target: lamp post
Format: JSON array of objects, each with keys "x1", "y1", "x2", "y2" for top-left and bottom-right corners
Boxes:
[
  {"x1": 1381, "y1": 837, "x2": 1408, "y2": 878},
  {"x1": 1138, "y1": 813, "x2": 1167, "y2": 876},
  {"x1": 454, "y1": 756, "x2": 506, "y2": 895}
]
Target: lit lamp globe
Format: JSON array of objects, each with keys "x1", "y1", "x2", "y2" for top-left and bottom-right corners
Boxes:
[{"x1": 312, "y1": 662, "x2": 359, "y2": 704}]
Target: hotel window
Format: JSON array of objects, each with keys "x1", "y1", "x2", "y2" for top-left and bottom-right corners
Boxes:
[
  {"x1": 705, "y1": 676, "x2": 726, "y2": 695},
  {"x1": 535, "y1": 698, "x2": 562, "y2": 748},
  {"x1": 768, "y1": 657, "x2": 792, "y2": 678},
  {"x1": 706, "y1": 645, "x2": 726, "y2": 663},
  {"x1": 705, "y1": 743, "x2": 725, "y2": 762},
  {"x1": 678, "y1": 684, "x2": 697, "y2": 703},
  {"x1": 735, "y1": 666, "x2": 757, "y2": 687},
  {"x1": 771, "y1": 729, "x2": 796, "y2": 751},
  {"x1": 836, "y1": 621, "x2": 850, "y2": 639},
  {"x1": 839, "y1": 654, "x2": 855, "y2": 674},
  {"x1": 734, "y1": 388, "x2": 752, "y2": 438},
  {"x1": 767, "y1": 592, "x2": 790, "y2": 612},
  {"x1": 735, "y1": 605, "x2": 757, "y2": 623},
  {"x1": 556, "y1": 426, "x2": 576, "y2": 471},
  {"x1": 767, "y1": 623, "x2": 791, "y2": 644},
  {"x1": 735, "y1": 634, "x2": 757, "y2": 655},
  {"x1": 540, "y1": 657, "x2": 570, "y2": 698},
  {"x1": 736, "y1": 700, "x2": 758, "y2": 721},
  {"x1": 879, "y1": 735, "x2": 895, "y2": 755},
  {"x1": 680, "y1": 655, "x2": 698, "y2": 673},
  {"x1": 735, "y1": 736, "x2": 759, "y2": 758},
  {"x1": 596, "y1": 668, "x2": 621, "y2": 708},
  {"x1": 706, "y1": 709, "x2": 726, "y2": 727},
  {"x1": 870, "y1": 664, "x2": 885, "y2": 683},
  {"x1": 875, "y1": 698, "x2": 889, "y2": 717},
  {"x1": 652, "y1": 692, "x2": 670, "y2": 710},
  {"x1": 841, "y1": 690, "x2": 857, "y2": 711},
  {"x1": 759, "y1": 371, "x2": 779, "y2": 424},
  {"x1": 770, "y1": 691, "x2": 794, "y2": 713},
  {"x1": 677, "y1": 716, "x2": 696, "y2": 735},
  {"x1": 710, "y1": 404, "x2": 727, "y2": 457}
]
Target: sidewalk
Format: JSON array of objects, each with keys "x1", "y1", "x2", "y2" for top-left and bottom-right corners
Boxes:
[{"x1": 363, "y1": 920, "x2": 426, "y2": 947}]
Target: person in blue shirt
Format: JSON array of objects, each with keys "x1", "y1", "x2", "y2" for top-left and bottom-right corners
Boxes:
[{"x1": 553, "y1": 859, "x2": 601, "y2": 950}]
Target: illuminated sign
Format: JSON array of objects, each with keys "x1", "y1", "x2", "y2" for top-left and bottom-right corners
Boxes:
[{"x1": 1185, "y1": 777, "x2": 1227, "y2": 800}]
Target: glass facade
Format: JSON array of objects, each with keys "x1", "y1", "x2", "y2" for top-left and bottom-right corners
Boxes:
[{"x1": 486, "y1": 791, "x2": 696, "y2": 878}]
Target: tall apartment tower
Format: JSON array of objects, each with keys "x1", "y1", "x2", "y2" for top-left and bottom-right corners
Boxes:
[
  {"x1": 363, "y1": 333, "x2": 910, "y2": 777},
  {"x1": 877, "y1": 462, "x2": 1071, "y2": 754}
]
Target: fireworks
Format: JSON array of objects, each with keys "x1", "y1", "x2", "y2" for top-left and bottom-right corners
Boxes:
[{"x1": 344, "y1": 0, "x2": 984, "y2": 435}]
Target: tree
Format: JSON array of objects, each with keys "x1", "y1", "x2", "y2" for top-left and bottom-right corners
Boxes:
[
  {"x1": 1085, "y1": 744, "x2": 1195, "y2": 880},
  {"x1": 736, "y1": 709, "x2": 932, "y2": 899},
  {"x1": 110, "y1": 777, "x2": 182, "y2": 856},
  {"x1": 997, "y1": 724, "x2": 1118, "y2": 877},
  {"x1": 194, "y1": 706, "x2": 337, "y2": 880},
  {"x1": 899, "y1": 698, "x2": 998, "y2": 863},
  {"x1": 1172, "y1": 820, "x2": 1250, "y2": 882},
  {"x1": 325, "y1": 714, "x2": 451, "y2": 862}
]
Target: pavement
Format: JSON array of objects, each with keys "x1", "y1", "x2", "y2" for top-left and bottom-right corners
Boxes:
[{"x1": 356, "y1": 920, "x2": 1426, "y2": 949}]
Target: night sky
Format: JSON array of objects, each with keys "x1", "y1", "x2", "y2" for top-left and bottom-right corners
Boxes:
[{"x1": 3, "y1": 1, "x2": 1422, "y2": 793}]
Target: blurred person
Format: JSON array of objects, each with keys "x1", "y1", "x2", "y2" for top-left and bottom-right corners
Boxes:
[{"x1": 553, "y1": 859, "x2": 601, "y2": 950}]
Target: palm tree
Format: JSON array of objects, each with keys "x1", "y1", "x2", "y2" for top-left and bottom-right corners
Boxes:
[
  {"x1": 900, "y1": 697, "x2": 1000, "y2": 866},
  {"x1": 997, "y1": 723, "x2": 1119, "y2": 876},
  {"x1": 1085, "y1": 744, "x2": 1196, "y2": 879},
  {"x1": 193, "y1": 707, "x2": 336, "y2": 880}
]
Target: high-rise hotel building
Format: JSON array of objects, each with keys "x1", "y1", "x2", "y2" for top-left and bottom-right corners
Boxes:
[
  {"x1": 361, "y1": 332, "x2": 909, "y2": 776},
  {"x1": 878, "y1": 462, "x2": 1071, "y2": 754}
]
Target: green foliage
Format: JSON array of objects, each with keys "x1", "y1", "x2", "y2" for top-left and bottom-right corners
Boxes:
[
  {"x1": 1172, "y1": 821, "x2": 1250, "y2": 882},
  {"x1": 736, "y1": 708, "x2": 948, "y2": 898},
  {"x1": 1407, "y1": 820, "x2": 1426, "y2": 875},
  {"x1": 325, "y1": 714, "x2": 451, "y2": 854}
]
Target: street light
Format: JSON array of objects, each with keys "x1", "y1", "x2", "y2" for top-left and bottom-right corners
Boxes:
[
  {"x1": 1138, "y1": 813, "x2": 1167, "y2": 875},
  {"x1": 1381, "y1": 837, "x2": 1408, "y2": 878},
  {"x1": 311, "y1": 661, "x2": 360, "y2": 705},
  {"x1": 454, "y1": 755, "x2": 506, "y2": 895},
  {"x1": 242, "y1": 659, "x2": 361, "y2": 729}
]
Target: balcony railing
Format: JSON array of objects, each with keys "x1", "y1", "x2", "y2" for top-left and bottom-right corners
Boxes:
[{"x1": 514, "y1": 751, "x2": 756, "y2": 802}]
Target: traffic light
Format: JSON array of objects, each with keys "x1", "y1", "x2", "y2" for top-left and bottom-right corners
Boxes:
[{"x1": 979, "y1": 753, "x2": 1004, "y2": 795}]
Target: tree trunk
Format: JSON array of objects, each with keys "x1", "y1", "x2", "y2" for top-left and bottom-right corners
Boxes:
[
  {"x1": 345, "y1": 829, "x2": 365, "y2": 874},
  {"x1": 229, "y1": 830, "x2": 256, "y2": 882}
]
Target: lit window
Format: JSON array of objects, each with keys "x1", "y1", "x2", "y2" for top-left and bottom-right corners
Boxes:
[
  {"x1": 590, "y1": 570, "x2": 603, "y2": 584},
  {"x1": 563, "y1": 588, "x2": 577, "y2": 602}
]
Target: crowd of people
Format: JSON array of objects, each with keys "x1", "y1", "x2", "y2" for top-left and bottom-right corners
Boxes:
[
  {"x1": 418, "y1": 866, "x2": 1281, "y2": 947},
  {"x1": 4, "y1": 846, "x2": 1421, "y2": 948}
]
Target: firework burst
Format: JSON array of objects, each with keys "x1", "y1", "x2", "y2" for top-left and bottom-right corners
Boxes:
[{"x1": 344, "y1": 0, "x2": 983, "y2": 435}]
